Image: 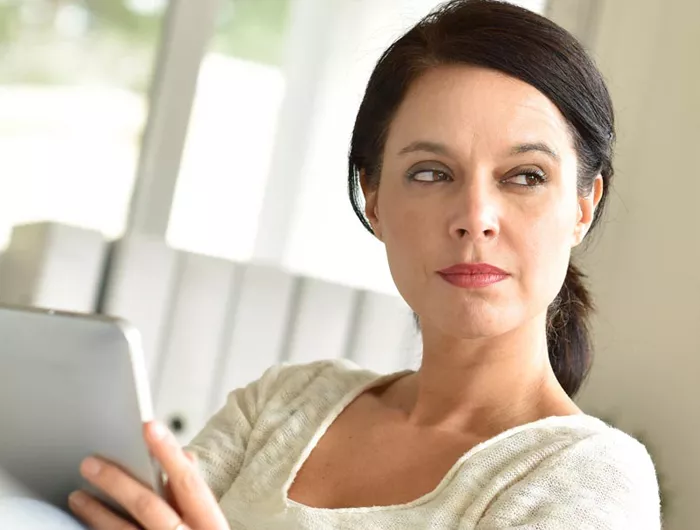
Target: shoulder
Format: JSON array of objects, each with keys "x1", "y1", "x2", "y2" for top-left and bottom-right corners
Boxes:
[
  {"x1": 228, "y1": 358, "x2": 383, "y2": 429},
  {"x1": 514, "y1": 415, "x2": 658, "y2": 495},
  {"x1": 540, "y1": 420, "x2": 661, "y2": 526},
  {"x1": 554, "y1": 420, "x2": 659, "y2": 501},
  {"x1": 190, "y1": 358, "x2": 379, "y2": 445},
  {"x1": 540, "y1": 416, "x2": 658, "y2": 481},
  {"x1": 254, "y1": 358, "x2": 380, "y2": 406},
  {"x1": 477, "y1": 416, "x2": 661, "y2": 529}
]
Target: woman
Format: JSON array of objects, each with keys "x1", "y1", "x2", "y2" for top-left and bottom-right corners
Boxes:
[{"x1": 67, "y1": 1, "x2": 661, "y2": 528}]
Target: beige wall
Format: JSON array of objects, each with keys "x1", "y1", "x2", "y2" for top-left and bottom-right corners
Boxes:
[{"x1": 570, "y1": 0, "x2": 700, "y2": 528}]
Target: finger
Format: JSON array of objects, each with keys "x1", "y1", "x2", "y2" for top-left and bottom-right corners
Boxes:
[
  {"x1": 165, "y1": 452, "x2": 197, "y2": 514},
  {"x1": 68, "y1": 490, "x2": 140, "y2": 530},
  {"x1": 145, "y1": 422, "x2": 228, "y2": 528},
  {"x1": 79, "y1": 456, "x2": 182, "y2": 530},
  {"x1": 164, "y1": 480, "x2": 182, "y2": 515}
]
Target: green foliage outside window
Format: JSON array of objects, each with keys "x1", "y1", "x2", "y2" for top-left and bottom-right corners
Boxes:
[{"x1": 0, "y1": 0, "x2": 290, "y2": 91}]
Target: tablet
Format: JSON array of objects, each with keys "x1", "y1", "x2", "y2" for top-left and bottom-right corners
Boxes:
[{"x1": 0, "y1": 304, "x2": 164, "y2": 513}]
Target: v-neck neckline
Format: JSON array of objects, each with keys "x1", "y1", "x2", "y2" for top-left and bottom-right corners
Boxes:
[{"x1": 282, "y1": 369, "x2": 602, "y2": 514}]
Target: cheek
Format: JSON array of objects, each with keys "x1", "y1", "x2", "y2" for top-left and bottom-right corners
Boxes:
[
  {"x1": 517, "y1": 197, "x2": 576, "y2": 299},
  {"x1": 378, "y1": 190, "x2": 440, "y2": 293},
  {"x1": 385, "y1": 202, "x2": 429, "y2": 247},
  {"x1": 379, "y1": 178, "x2": 415, "y2": 234}
]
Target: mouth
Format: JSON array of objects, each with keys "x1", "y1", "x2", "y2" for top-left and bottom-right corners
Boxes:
[
  {"x1": 437, "y1": 263, "x2": 509, "y2": 289},
  {"x1": 438, "y1": 263, "x2": 508, "y2": 275}
]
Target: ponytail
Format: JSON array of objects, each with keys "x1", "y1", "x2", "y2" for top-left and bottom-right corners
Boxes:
[{"x1": 546, "y1": 262, "x2": 595, "y2": 397}]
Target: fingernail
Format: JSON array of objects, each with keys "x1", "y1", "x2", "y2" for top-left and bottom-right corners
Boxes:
[
  {"x1": 69, "y1": 491, "x2": 87, "y2": 507},
  {"x1": 150, "y1": 421, "x2": 168, "y2": 441},
  {"x1": 81, "y1": 457, "x2": 101, "y2": 476}
]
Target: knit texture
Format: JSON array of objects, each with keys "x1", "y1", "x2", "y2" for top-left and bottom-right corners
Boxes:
[{"x1": 187, "y1": 359, "x2": 661, "y2": 529}]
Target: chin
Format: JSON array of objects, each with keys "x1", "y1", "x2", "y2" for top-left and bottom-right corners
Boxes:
[
  {"x1": 441, "y1": 317, "x2": 516, "y2": 340},
  {"x1": 422, "y1": 299, "x2": 524, "y2": 340}
]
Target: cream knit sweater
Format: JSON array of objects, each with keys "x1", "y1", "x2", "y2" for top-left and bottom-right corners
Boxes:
[{"x1": 187, "y1": 359, "x2": 661, "y2": 529}]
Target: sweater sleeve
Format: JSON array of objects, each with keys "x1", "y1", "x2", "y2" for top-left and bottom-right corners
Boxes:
[
  {"x1": 475, "y1": 430, "x2": 662, "y2": 530},
  {"x1": 183, "y1": 363, "x2": 289, "y2": 501}
]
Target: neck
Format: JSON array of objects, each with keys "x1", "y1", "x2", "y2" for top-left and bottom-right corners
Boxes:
[{"x1": 396, "y1": 314, "x2": 577, "y2": 436}]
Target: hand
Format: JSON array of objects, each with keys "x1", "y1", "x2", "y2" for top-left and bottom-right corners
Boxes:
[{"x1": 68, "y1": 421, "x2": 229, "y2": 530}]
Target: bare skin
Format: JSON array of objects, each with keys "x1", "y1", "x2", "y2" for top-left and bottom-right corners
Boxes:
[{"x1": 287, "y1": 65, "x2": 602, "y2": 509}]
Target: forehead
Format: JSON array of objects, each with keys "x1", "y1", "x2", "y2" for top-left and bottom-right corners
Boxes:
[{"x1": 385, "y1": 64, "x2": 575, "y2": 155}]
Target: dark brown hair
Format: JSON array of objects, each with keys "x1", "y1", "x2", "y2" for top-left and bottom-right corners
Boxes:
[{"x1": 347, "y1": 0, "x2": 615, "y2": 397}]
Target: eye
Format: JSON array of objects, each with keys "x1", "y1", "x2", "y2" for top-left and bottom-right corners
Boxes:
[
  {"x1": 505, "y1": 170, "x2": 547, "y2": 188},
  {"x1": 409, "y1": 169, "x2": 452, "y2": 183}
]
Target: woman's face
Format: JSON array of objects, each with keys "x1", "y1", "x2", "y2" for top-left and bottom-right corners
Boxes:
[{"x1": 363, "y1": 65, "x2": 602, "y2": 339}]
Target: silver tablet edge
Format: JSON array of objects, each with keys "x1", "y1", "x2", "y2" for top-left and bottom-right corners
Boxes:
[
  {"x1": 110, "y1": 317, "x2": 166, "y2": 498},
  {"x1": 112, "y1": 318, "x2": 154, "y2": 423},
  {"x1": 0, "y1": 304, "x2": 155, "y2": 423}
]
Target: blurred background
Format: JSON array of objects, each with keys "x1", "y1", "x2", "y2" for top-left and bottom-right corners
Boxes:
[{"x1": 0, "y1": 0, "x2": 696, "y2": 527}]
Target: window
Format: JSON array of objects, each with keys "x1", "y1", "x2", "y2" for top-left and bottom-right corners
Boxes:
[
  {"x1": 0, "y1": 0, "x2": 167, "y2": 248},
  {"x1": 166, "y1": 0, "x2": 291, "y2": 261}
]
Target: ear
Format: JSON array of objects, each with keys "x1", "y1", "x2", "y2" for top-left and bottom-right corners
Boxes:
[
  {"x1": 360, "y1": 169, "x2": 383, "y2": 241},
  {"x1": 572, "y1": 175, "x2": 604, "y2": 247}
]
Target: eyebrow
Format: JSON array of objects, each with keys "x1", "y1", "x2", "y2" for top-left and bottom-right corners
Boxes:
[
  {"x1": 397, "y1": 140, "x2": 560, "y2": 163},
  {"x1": 398, "y1": 141, "x2": 454, "y2": 157},
  {"x1": 509, "y1": 142, "x2": 560, "y2": 162}
]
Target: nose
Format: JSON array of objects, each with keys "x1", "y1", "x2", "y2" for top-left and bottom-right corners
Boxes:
[{"x1": 448, "y1": 178, "x2": 500, "y2": 242}]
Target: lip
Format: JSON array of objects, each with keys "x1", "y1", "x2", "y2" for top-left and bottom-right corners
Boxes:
[
  {"x1": 437, "y1": 262, "x2": 509, "y2": 289},
  {"x1": 438, "y1": 263, "x2": 508, "y2": 275}
]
